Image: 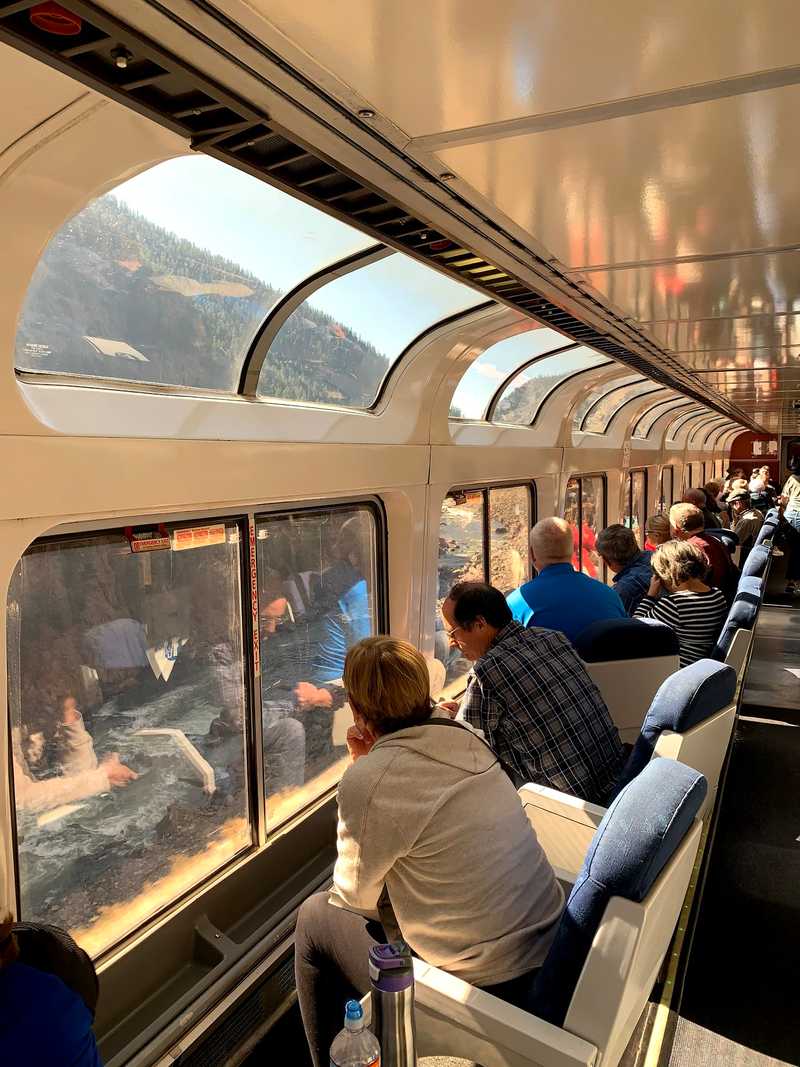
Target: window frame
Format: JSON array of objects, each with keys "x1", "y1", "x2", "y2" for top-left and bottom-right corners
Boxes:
[
  {"x1": 576, "y1": 375, "x2": 646, "y2": 433},
  {"x1": 631, "y1": 396, "x2": 691, "y2": 439},
  {"x1": 659, "y1": 466, "x2": 675, "y2": 512},
  {"x1": 626, "y1": 468, "x2": 649, "y2": 547},
  {"x1": 564, "y1": 473, "x2": 608, "y2": 580},
  {"x1": 436, "y1": 480, "x2": 537, "y2": 695},
  {"x1": 666, "y1": 405, "x2": 707, "y2": 442},
  {"x1": 485, "y1": 344, "x2": 612, "y2": 425},
  {"x1": 6, "y1": 495, "x2": 388, "y2": 962}
]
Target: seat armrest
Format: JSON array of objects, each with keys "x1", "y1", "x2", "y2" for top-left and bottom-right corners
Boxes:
[
  {"x1": 412, "y1": 959, "x2": 597, "y2": 1067},
  {"x1": 518, "y1": 784, "x2": 605, "y2": 879},
  {"x1": 519, "y1": 783, "x2": 607, "y2": 827}
]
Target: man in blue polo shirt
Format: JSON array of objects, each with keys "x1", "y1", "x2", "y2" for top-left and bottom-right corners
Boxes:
[{"x1": 507, "y1": 516, "x2": 626, "y2": 643}]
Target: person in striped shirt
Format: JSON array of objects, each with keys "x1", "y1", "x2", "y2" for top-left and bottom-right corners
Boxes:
[{"x1": 634, "y1": 540, "x2": 728, "y2": 667}]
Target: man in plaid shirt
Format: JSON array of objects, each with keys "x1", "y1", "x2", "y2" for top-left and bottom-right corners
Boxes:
[{"x1": 441, "y1": 582, "x2": 623, "y2": 805}]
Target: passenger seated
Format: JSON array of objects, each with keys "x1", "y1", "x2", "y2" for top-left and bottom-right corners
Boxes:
[
  {"x1": 645, "y1": 512, "x2": 670, "y2": 551},
  {"x1": 670, "y1": 502, "x2": 738, "y2": 601},
  {"x1": 682, "y1": 487, "x2": 717, "y2": 532},
  {"x1": 0, "y1": 915, "x2": 102, "y2": 1066},
  {"x1": 634, "y1": 541, "x2": 728, "y2": 667},
  {"x1": 294, "y1": 637, "x2": 563, "y2": 1067},
  {"x1": 596, "y1": 524, "x2": 652, "y2": 614},
  {"x1": 12, "y1": 717, "x2": 136, "y2": 814},
  {"x1": 506, "y1": 517, "x2": 626, "y2": 642},
  {"x1": 727, "y1": 486, "x2": 764, "y2": 567},
  {"x1": 443, "y1": 582, "x2": 623, "y2": 803}
]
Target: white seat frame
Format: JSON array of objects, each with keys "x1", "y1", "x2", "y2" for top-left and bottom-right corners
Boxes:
[{"x1": 581, "y1": 654, "x2": 679, "y2": 744}]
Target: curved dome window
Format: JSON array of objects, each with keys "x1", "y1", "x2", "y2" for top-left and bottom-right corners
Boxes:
[
  {"x1": 578, "y1": 378, "x2": 663, "y2": 434},
  {"x1": 491, "y1": 346, "x2": 611, "y2": 426},
  {"x1": 631, "y1": 396, "x2": 690, "y2": 439},
  {"x1": 448, "y1": 327, "x2": 573, "y2": 420},
  {"x1": 16, "y1": 156, "x2": 377, "y2": 392},
  {"x1": 666, "y1": 406, "x2": 706, "y2": 441},
  {"x1": 257, "y1": 252, "x2": 484, "y2": 407}
]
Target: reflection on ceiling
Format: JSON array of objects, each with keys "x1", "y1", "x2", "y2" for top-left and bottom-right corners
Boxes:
[{"x1": 232, "y1": 0, "x2": 800, "y2": 431}]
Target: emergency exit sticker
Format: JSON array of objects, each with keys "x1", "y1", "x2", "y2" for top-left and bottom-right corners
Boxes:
[{"x1": 172, "y1": 524, "x2": 226, "y2": 551}]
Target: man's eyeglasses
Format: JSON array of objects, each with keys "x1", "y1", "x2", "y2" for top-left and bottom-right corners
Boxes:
[{"x1": 444, "y1": 624, "x2": 465, "y2": 640}]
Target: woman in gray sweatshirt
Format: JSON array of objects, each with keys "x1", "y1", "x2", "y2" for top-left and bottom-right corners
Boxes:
[{"x1": 294, "y1": 636, "x2": 564, "y2": 1067}]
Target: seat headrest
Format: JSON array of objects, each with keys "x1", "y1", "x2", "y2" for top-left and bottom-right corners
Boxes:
[
  {"x1": 755, "y1": 523, "x2": 776, "y2": 543},
  {"x1": 713, "y1": 598, "x2": 757, "y2": 660},
  {"x1": 765, "y1": 508, "x2": 781, "y2": 524},
  {"x1": 741, "y1": 545, "x2": 770, "y2": 578},
  {"x1": 573, "y1": 618, "x2": 679, "y2": 662},
  {"x1": 615, "y1": 658, "x2": 737, "y2": 789},
  {"x1": 735, "y1": 575, "x2": 763, "y2": 606},
  {"x1": 706, "y1": 527, "x2": 739, "y2": 548},
  {"x1": 528, "y1": 760, "x2": 706, "y2": 1026}
]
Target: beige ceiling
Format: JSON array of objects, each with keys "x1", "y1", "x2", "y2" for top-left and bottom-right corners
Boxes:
[{"x1": 221, "y1": 0, "x2": 800, "y2": 434}]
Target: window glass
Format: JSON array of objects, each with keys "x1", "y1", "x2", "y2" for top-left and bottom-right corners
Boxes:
[
  {"x1": 572, "y1": 372, "x2": 639, "y2": 431},
  {"x1": 659, "y1": 466, "x2": 674, "y2": 512},
  {"x1": 581, "y1": 380, "x2": 662, "y2": 434},
  {"x1": 16, "y1": 156, "x2": 374, "y2": 391},
  {"x1": 450, "y1": 328, "x2": 569, "y2": 419},
  {"x1": 666, "y1": 406, "x2": 705, "y2": 441},
  {"x1": 436, "y1": 490, "x2": 485, "y2": 690},
  {"x1": 7, "y1": 520, "x2": 250, "y2": 957},
  {"x1": 632, "y1": 396, "x2": 690, "y2": 439},
  {"x1": 688, "y1": 461, "x2": 704, "y2": 488},
  {"x1": 565, "y1": 476, "x2": 605, "y2": 580},
  {"x1": 492, "y1": 347, "x2": 610, "y2": 426},
  {"x1": 258, "y1": 253, "x2": 484, "y2": 407},
  {"x1": 580, "y1": 477, "x2": 605, "y2": 578},
  {"x1": 488, "y1": 486, "x2": 532, "y2": 593},
  {"x1": 256, "y1": 505, "x2": 379, "y2": 826},
  {"x1": 626, "y1": 470, "x2": 647, "y2": 547}
]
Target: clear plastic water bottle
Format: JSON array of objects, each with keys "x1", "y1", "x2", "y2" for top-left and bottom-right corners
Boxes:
[{"x1": 329, "y1": 999, "x2": 381, "y2": 1067}]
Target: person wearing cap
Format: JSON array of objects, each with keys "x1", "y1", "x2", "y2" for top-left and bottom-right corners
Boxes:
[{"x1": 727, "y1": 486, "x2": 764, "y2": 567}]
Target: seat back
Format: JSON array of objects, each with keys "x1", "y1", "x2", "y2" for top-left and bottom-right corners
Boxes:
[
  {"x1": 529, "y1": 761, "x2": 706, "y2": 1046},
  {"x1": 713, "y1": 597, "x2": 758, "y2": 672},
  {"x1": 574, "y1": 619, "x2": 680, "y2": 744},
  {"x1": 735, "y1": 575, "x2": 763, "y2": 606},
  {"x1": 705, "y1": 527, "x2": 738, "y2": 554},
  {"x1": 741, "y1": 544, "x2": 770, "y2": 578},
  {"x1": 615, "y1": 659, "x2": 736, "y2": 798}
]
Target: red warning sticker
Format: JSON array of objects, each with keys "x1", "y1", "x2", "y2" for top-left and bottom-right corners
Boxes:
[{"x1": 172, "y1": 524, "x2": 227, "y2": 551}]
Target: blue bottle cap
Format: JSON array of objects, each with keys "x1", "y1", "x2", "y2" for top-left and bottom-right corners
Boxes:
[{"x1": 345, "y1": 1000, "x2": 363, "y2": 1021}]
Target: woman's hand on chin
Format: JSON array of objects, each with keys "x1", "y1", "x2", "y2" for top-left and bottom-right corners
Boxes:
[{"x1": 346, "y1": 724, "x2": 374, "y2": 761}]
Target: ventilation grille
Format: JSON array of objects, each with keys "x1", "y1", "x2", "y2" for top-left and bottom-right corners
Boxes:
[
  {"x1": 0, "y1": 0, "x2": 755, "y2": 427},
  {"x1": 173, "y1": 955, "x2": 296, "y2": 1067}
]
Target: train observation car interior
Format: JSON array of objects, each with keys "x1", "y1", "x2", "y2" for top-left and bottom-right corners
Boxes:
[{"x1": 1, "y1": 3, "x2": 799, "y2": 1066}]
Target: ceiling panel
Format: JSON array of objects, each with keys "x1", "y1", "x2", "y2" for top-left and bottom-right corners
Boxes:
[
  {"x1": 0, "y1": 44, "x2": 87, "y2": 155},
  {"x1": 437, "y1": 83, "x2": 800, "y2": 270},
  {"x1": 644, "y1": 315, "x2": 800, "y2": 352},
  {"x1": 585, "y1": 252, "x2": 800, "y2": 337},
  {"x1": 230, "y1": 1, "x2": 800, "y2": 137}
]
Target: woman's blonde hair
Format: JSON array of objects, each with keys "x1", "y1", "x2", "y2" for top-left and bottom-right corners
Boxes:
[
  {"x1": 651, "y1": 540, "x2": 708, "y2": 589},
  {"x1": 343, "y1": 636, "x2": 432, "y2": 734},
  {"x1": 645, "y1": 513, "x2": 670, "y2": 545}
]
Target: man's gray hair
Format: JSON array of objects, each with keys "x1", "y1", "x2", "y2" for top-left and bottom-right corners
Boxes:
[{"x1": 596, "y1": 524, "x2": 640, "y2": 566}]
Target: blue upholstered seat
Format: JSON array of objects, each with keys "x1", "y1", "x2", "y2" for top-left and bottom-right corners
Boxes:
[
  {"x1": 615, "y1": 659, "x2": 736, "y2": 790},
  {"x1": 713, "y1": 598, "x2": 758, "y2": 660},
  {"x1": 735, "y1": 575, "x2": 763, "y2": 606},
  {"x1": 764, "y1": 507, "x2": 781, "y2": 526},
  {"x1": 741, "y1": 544, "x2": 770, "y2": 579},
  {"x1": 527, "y1": 759, "x2": 707, "y2": 1026},
  {"x1": 573, "y1": 617, "x2": 679, "y2": 662},
  {"x1": 755, "y1": 522, "x2": 776, "y2": 545}
]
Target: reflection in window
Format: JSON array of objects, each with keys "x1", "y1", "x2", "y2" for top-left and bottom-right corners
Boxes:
[
  {"x1": 258, "y1": 253, "x2": 484, "y2": 407},
  {"x1": 625, "y1": 470, "x2": 648, "y2": 547},
  {"x1": 435, "y1": 484, "x2": 534, "y2": 691},
  {"x1": 436, "y1": 490, "x2": 485, "y2": 690},
  {"x1": 256, "y1": 505, "x2": 379, "y2": 826},
  {"x1": 659, "y1": 466, "x2": 674, "y2": 512},
  {"x1": 492, "y1": 347, "x2": 611, "y2": 426},
  {"x1": 489, "y1": 486, "x2": 532, "y2": 593},
  {"x1": 449, "y1": 327, "x2": 572, "y2": 420},
  {"x1": 580, "y1": 380, "x2": 663, "y2": 434},
  {"x1": 632, "y1": 396, "x2": 690, "y2": 439},
  {"x1": 16, "y1": 156, "x2": 374, "y2": 391},
  {"x1": 8, "y1": 521, "x2": 250, "y2": 957},
  {"x1": 565, "y1": 476, "x2": 606, "y2": 580}
]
